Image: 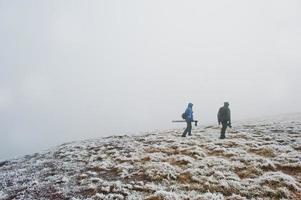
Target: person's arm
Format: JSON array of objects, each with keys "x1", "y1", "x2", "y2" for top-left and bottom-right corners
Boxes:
[
  {"x1": 228, "y1": 109, "x2": 232, "y2": 127},
  {"x1": 217, "y1": 108, "x2": 221, "y2": 124}
]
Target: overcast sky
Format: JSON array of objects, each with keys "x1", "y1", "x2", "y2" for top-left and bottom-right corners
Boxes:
[{"x1": 1, "y1": 0, "x2": 301, "y2": 159}]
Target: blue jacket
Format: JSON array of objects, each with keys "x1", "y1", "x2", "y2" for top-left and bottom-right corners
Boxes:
[{"x1": 185, "y1": 103, "x2": 193, "y2": 122}]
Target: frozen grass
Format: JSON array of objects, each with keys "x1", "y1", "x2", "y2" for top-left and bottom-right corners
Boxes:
[{"x1": 0, "y1": 113, "x2": 301, "y2": 199}]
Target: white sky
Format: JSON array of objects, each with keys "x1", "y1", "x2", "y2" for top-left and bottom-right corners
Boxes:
[{"x1": 0, "y1": 0, "x2": 301, "y2": 159}]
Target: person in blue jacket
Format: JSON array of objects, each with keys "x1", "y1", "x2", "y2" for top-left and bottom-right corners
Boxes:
[{"x1": 182, "y1": 103, "x2": 194, "y2": 137}]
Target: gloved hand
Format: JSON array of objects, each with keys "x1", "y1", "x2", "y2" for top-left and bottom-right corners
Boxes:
[
  {"x1": 218, "y1": 121, "x2": 221, "y2": 125},
  {"x1": 228, "y1": 123, "x2": 232, "y2": 128}
]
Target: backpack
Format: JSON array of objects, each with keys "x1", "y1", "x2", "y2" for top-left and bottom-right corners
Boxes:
[{"x1": 182, "y1": 112, "x2": 187, "y2": 119}]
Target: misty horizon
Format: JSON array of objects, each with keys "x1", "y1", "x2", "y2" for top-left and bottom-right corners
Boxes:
[{"x1": 1, "y1": 0, "x2": 301, "y2": 160}]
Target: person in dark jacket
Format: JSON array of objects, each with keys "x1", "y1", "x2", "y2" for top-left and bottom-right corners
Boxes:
[
  {"x1": 217, "y1": 102, "x2": 231, "y2": 139},
  {"x1": 182, "y1": 103, "x2": 194, "y2": 137}
]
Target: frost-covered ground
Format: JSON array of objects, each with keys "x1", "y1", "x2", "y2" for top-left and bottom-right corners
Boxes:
[{"x1": 0, "y1": 114, "x2": 301, "y2": 200}]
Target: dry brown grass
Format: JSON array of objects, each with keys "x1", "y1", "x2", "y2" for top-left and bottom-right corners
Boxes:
[
  {"x1": 204, "y1": 145, "x2": 236, "y2": 158},
  {"x1": 144, "y1": 146, "x2": 202, "y2": 159},
  {"x1": 224, "y1": 141, "x2": 238, "y2": 148},
  {"x1": 248, "y1": 147, "x2": 276, "y2": 157},
  {"x1": 235, "y1": 165, "x2": 262, "y2": 179},
  {"x1": 293, "y1": 145, "x2": 301, "y2": 151},
  {"x1": 276, "y1": 164, "x2": 301, "y2": 176},
  {"x1": 98, "y1": 168, "x2": 121, "y2": 181},
  {"x1": 86, "y1": 165, "x2": 103, "y2": 172},
  {"x1": 179, "y1": 148, "x2": 203, "y2": 159},
  {"x1": 141, "y1": 156, "x2": 151, "y2": 162},
  {"x1": 207, "y1": 150, "x2": 236, "y2": 158},
  {"x1": 84, "y1": 166, "x2": 122, "y2": 181},
  {"x1": 78, "y1": 187, "x2": 129, "y2": 199},
  {"x1": 79, "y1": 187, "x2": 97, "y2": 197},
  {"x1": 292, "y1": 191, "x2": 301, "y2": 200},
  {"x1": 145, "y1": 196, "x2": 164, "y2": 200},
  {"x1": 169, "y1": 158, "x2": 190, "y2": 168},
  {"x1": 178, "y1": 172, "x2": 195, "y2": 184},
  {"x1": 124, "y1": 170, "x2": 152, "y2": 183},
  {"x1": 231, "y1": 134, "x2": 249, "y2": 140},
  {"x1": 144, "y1": 147, "x2": 179, "y2": 155}
]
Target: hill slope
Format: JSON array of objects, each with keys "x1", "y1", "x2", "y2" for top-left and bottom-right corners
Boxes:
[{"x1": 1, "y1": 114, "x2": 301, "y2": 200}]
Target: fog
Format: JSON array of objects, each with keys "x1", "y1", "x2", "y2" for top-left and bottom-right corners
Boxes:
[{"x1": 1, "y1": 0, "x2": 300, "y2": 159}]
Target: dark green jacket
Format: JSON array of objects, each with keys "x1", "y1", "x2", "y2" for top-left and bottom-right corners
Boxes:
[{"x1": 218, "y1": 106, "x2": 231, "y2": 123}]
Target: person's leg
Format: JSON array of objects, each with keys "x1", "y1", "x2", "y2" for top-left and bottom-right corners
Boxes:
[
  {"x1": 220, "y1": 122, "x2": 227, "y2": 139},
  {"x1": 187, "y1": 121, "x2": 192, "y2": 136},
  {"x1": 182, "y1": 121, "x2": 189, "y2": 137}
]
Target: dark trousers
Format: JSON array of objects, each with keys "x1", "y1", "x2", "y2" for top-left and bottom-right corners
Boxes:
[
  {"x1": 182, "y1": 121, "x2": 192, "y2": 137},
  {"x1": 220, "y1": 122, "x2": 228, "y2": 139}
]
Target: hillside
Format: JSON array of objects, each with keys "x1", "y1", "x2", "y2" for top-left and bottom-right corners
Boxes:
[{"x1": 0, "y1": 114, "x2": 301, "y2": 200}]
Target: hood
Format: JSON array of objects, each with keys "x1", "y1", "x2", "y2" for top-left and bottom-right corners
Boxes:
[{"x1": 188, "y1": 103, "x2": 193, "y2": 108}]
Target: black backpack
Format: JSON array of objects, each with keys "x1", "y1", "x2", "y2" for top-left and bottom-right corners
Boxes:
[{"x1": 182, "y1": 112, "x2": 187, "y2": 119}]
